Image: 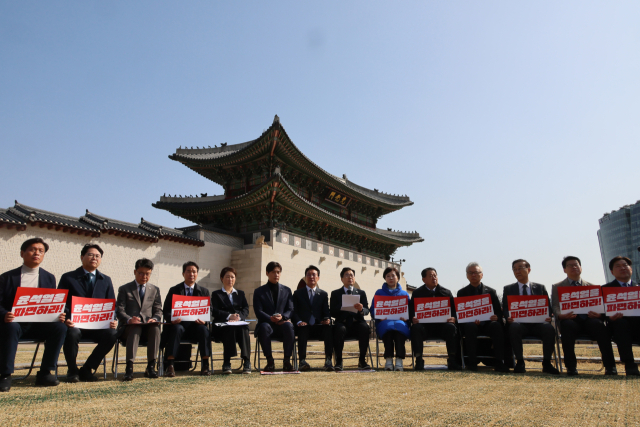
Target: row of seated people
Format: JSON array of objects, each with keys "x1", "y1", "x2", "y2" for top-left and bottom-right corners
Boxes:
[{"x1": 1, "y1": 238, "x2": 639, "y2": 393}]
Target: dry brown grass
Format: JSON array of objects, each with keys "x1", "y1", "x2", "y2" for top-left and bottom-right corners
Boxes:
[{"x1": 2, "y1": 340, "x2": 639, "y2": 426}]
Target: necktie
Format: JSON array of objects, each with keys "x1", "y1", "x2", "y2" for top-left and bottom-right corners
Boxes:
[
  {"x1": 85, "y1": 273, "x2": 95, "y2": 297},
  {"x1": 139, "y1": 285, "x2": 145, "y2": 302},
  {"x1": 309, "y1": 289, "x2": 315, "y2": 325},
  {"x1": 522, "y1": 284, "x2": 529, "y2": 296},
  {"x1": 187, "y1": 287, "x2": 193, "y2": 297}
]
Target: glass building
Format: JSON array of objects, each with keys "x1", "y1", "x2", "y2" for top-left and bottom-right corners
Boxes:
[{"x1": 597, "y1": 201, "x2": 640, "y2": 283}]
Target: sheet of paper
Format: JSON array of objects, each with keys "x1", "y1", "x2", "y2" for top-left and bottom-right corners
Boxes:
[
  {"x1": 341, "y1": 294, "x2": 360, "y2": 312},
  {"x1": 215, "y1": 321, "x2": 250, "y2": 327}
]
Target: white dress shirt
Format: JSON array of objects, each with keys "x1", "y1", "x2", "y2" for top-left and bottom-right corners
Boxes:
[
  {"x1": 517, "y1": 281, "x2": 532, "y2": 295},
  {"x1": 225, "y1": 288, "x2": 238, "y2": 320}
]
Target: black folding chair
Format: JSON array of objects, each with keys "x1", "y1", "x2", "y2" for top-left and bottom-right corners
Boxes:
[
  {"x1": 554, "y1": 321, "x2": 604, "y2": 373},
  {"x1": 112, "y1": 338, "x2": 161, "y2": 379},
  {"x1": 13, "y1": 340, "x2": 56, "y2": 380},
  {"x1": 511, "y1": 335, "x2": 560, "y2": 371},
  {"x1": 209, "y1": 322, "x2": 251, "y2": 372},
  {"x1": 459, "y1": 335, "x2": 495, "y2": 369},
  {"x1": 253, "y1": 338, "x2": 298, "y2": 371},
  {"x1": 374, "y1": 328, "x2": 412, "y2": 369}
]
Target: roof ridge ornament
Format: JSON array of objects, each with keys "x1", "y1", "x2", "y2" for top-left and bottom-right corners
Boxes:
[{"x1": 273, "y1": 114, "x2": 280, "y2": 124}]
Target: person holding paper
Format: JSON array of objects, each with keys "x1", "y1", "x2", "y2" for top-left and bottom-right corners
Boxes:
[
  {"x1": 211, "y1": 266, "x2": 251, "y2": 374},
  {"x1": 457, "y1": 262, "x2": 509, "y2": 373},
  {"x1": 292, "y1": 265, "x2": 333, "y2": 372},
  {"x1": 115, "y1": 258, "x2": 163, "y2": 381},
  {"x1": 330, "y1": 267, "x2": 371, "y2": 371},
  {"x1": 58, "y1": 244, "x2": 118, "y2": 383},
  {"x1": 253, "y1": 262, "x2": 295, "y2": 372},
  {"x1": 372, "y1": 267, "x2": 410, "y2": 371},
  {"x1": 551, "y1": 256, "x2": 616, "y2": 376},
  {"x1": 409, "y1": 268, "x2": 460, "y2": 371},
  {"x1": 602, "y1": 256, "x2": 640, "y2": 376},
  {"x1": 502, "y1": 259, "x2": 559, "y2": 375},
  {"x1": 162, "y1": 261, "x2": 212, "y2": 377},
  {"x1": 0, "y1": 238, "x2": 67, "y2": 392}
]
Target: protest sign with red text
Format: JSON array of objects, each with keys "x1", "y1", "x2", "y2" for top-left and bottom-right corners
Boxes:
[
  {"x1": 413, "y1": 297, "x2": 451, "y2": 323},
  {"x1": 170, "y1": 295, "x2": 211, "y2": 322},
  {"x1": 602, "y1": 287, "x2": 640, "y2": 316},
  {"x1": 507, "y1": 295, "x2": 549, "y2": 323},
  {"x1": 12, "y1": 288, "x2": 68, "y2": 322},
  {"x1": 373, "y1": 296, "x2": 409, "y2": 320},
  {"x1": 454, "y1": 294, "x2": 494, "y2": 323},
  {"x1": 71, "y1": 296, "x2": 115, "y2": 329},
  {"x1": 557, "y1": 286, "x2": 604, "y2": 315}
]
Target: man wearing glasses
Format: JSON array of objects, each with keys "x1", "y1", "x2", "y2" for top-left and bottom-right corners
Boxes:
[
  {"x1": 58, "y1": 244, "x2": 118, "y2": 382},
  {"x1": 502, "y1": 259, "x2": 559, "y2": 375},
  {"x1": 457, "y1": 262, "x2": 509, "y2": 372},
  {"x1": 551, "y1": 256, "x2": 617, "y2": 376}
]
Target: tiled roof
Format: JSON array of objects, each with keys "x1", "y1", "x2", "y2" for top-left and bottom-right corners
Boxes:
[{"x1": 1, "y1": 202, "x2": 203, "y2": 246}]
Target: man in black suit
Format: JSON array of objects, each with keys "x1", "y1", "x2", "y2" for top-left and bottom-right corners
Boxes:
[
  {"x1": 253, "y1": 261, "x2": 295, "y2": 372},
  {"x1": 292, "y1": 265, "x2": 333, "y2": 372},
  {"x1": 409, "y1": 268, "x2": 460, "y2": 371},
  {"x1": 502, "y1": 259, "x2": 559, "y2": 375},
  {"x1": 551, "y1": 256, "x2": 617, "y2": 376},
  {"x1": 0, "y1": 238, "x2": 67, "y2": 392},
  {"x1": 457, "y1": 262, "x2": 509, "y2": 372},
  {"x1": 162, "y1": 261, "x2": 212, "y2": 377},
  {"x1": 330, "y1": 267, "x2": 371, "y2": 371},
  {"x1": 58, "y1": 244, "x2": 118, "y2": 383},
  {"x1": 602, "y1": 256, "x2": 640, "y2": 376}
]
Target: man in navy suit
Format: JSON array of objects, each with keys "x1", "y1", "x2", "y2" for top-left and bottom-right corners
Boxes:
[
  {"x1": 0, "y1": 238, "x2": 67, "y2": 392},
  {"x1": 602, "y1": 256, "x2": 640, "y2": 376},
  {"x1": 292, "y1": 265, "x2": 333, "y2": 372},
  {"x1": 253, "y1": 261, "x2": 295, "y2": 372},
  {"x1": 503, "y1": 259, "x2": 559, "y2": 375},
  {"x1": 58, "y1": 244, "x2": 118, "y2": 383}
]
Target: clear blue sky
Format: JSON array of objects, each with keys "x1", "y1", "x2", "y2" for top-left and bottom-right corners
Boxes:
[{"x1": 2, "y1": 2, "x2": 639, "y2": 292}]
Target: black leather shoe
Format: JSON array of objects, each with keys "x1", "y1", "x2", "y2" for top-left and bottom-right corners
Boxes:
[
  {"x1": 165, "y1": 365, "x2": 176, "y2": 378},
  {"x1": 447, "y1": 359, "x2": 462, "y2": 371},
  {"x1": 323, "y1": 359, "x2": 334, "y2": 372},
  {"x1": 357, "y1": 360, "x2": 371, "y2": 370},
  {"x1": 200, "y1": 367, "x2": 212, "y2": 376},
  {"x1": 66, "y1": 372, "x2": 80, "y2": 383},
  {"x1": 494, "y1": 363, "x2": 510, "y2": 373},
  {"x1": 513, "y1": 361, "x2": 526, "y2": 374},
  {"x1": 35, "y1": 372, "x2": 60, "y2": 387},
  {"x1": 542, "y1": 362, "x2": 560, "y2": 375},
  {"x1": 0, "y1": 375, "x2": 11, "y2": 392},
  {"x1": 566, "y1": 368, "x2": 579, "y2": 376},
  {"x1": 283, "y1": 360, "x2": 295, "y2": 372},
  {"x1": 263, "y1": 363, "x2": 275, "y2": 372},
  {"x1": 144, "y1": 366, "x2": 159, "y2": 379},
  {"x1": 299, "y1": 360, "x2": 311, "y2": 371},
  {"x1": 79, "y1": 366, "x2": 98, "y2": 382},
  {"x1": 605, "y1": 367, "x2": 618, "y2": 376},
  {"x1": 414, "y1": 358, "x2": 424, "y2": 371},
  {"x1": 334, "y1": 362, "x2": 344, "y2": 372},
  {"x1": 222, "y1": 363, "x2": 232, "y2": 375},
  {"x1": 626, "y1": 364, "x2": 640, "y2": 376},
  {"x1": 123, "y1": 363, "x2": 134, "y2": 381},
  {"x1": 242, "y1": 360, "x2": 252, "y2": 374}
]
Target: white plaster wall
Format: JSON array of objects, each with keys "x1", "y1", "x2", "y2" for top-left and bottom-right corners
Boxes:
[{"x1": 0, "y1": 227, "x2": 235, "y2": 300}]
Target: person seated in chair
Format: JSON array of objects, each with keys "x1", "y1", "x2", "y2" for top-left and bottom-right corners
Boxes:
[
  {"x1": 502, "y1": 259, "x2": 559, "y2": 375},
  {"x1": 211, "y1": 267, "x2": 251, "y2": 374},
  {"x1": 253, "y1": 262, "x2": 295, "y2": 372},
  {"x1": 162, "y1": 261, "x2": 212, "y2": 377},
  {"x1": 0, "y1": 238, "x2": 67, "y2": 392},
  {"x1": 292, "y1": 265, "x2": 333, "y2": 372},
  {"x1": 58, "y1": 244, "x2": 118, "y2": 383},
  {"x1": 115, "y1": 258, "x2": 163, "y2": 381},
  {"x1": 409, "y1": 267, "x2": 461, "y2": 371},
  {"x1": 330, "y1": 268, "x2": 371, "y2": 371}
]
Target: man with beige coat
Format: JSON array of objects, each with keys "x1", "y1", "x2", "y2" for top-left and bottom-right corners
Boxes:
[
  {"x1": 116, "y1": 258, "x2": 163, "y2": 381},
  {"x1": 551, "y1": 256, "x2": 616, "y2": 376}
]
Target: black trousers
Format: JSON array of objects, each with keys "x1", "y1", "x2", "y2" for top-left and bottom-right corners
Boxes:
[
  {"x1": 410, "y1": 322, "x2": 457, "y2": 359},
  {"x1": 256, "y1": 321, "x2": 295, "y2": 360},
  {"x1": 560, "y1": 317, "x2": 615, "y2": 370},
  {"x1": 608, "y1": 316, "x2": 640, "y2": 367},
  {"x1": 297, "y1": 324, "x2": 333, "y2": 360},
  {"x1": 460, "y1": 320, "x2": 504, "y2": 364},
  {"x1": 220, "y1": 325, "x2": 251, "y2": 361},
  {"x1": 164, "y1": 321, "x2": 211, "y2": 358},
  {"x1": 64, "y1": 327, "x2": 118, "y2": 372},
  {"x1": 382, "y1": 330, "x2": 407, "y2": 359},
  {"x1": 506, "y1": 321, "x2": 555, "y2": 361},
  {"x1": 333, "y1": 321, "x2": 369, "y2": 362},
  {"x1": 0, "y1": 321, "x2": 67, "y2": 376}
]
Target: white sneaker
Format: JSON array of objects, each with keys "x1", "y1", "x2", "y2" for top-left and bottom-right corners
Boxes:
[
  {"x1": 395, "y1": 358, "x2": 404, "y2": 371},
  {"x1": 384, "y1": 358, "x2": 394, "y2": 371}
]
